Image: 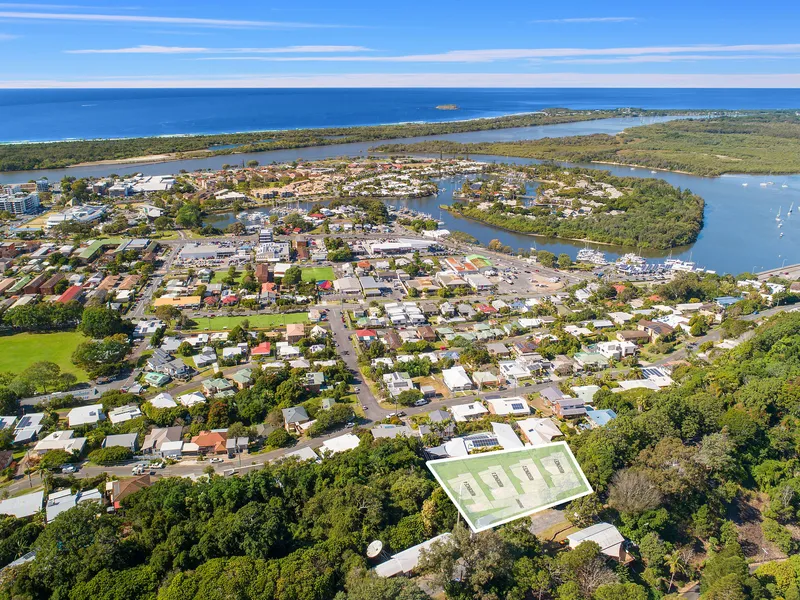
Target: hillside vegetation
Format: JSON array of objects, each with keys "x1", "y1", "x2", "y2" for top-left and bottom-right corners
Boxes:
[
  {"x1": 6, "y1": 311, "x2": 800, "y2": 599},
  {"x1": 376, "y1": 114, "x2": 800, "y2": 176}
]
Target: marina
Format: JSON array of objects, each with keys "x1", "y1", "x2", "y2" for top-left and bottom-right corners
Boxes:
[{"x1": 4, "y1": 116, "x2": 800, "y2": 275}]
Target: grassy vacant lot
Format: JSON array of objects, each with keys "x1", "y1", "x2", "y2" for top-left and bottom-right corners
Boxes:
[
  {"x1": 0, "y1": 331, "x2": 88, "y2": 380},
  {"x1": 188, "y1": 313, "x2": 308, "y2": 331},
  {"x1": 211, "y1": 270, "x2": 246, "y2": 284},
  {"x1": 302, "y1": 267, "x2": 335, "y2": 282}
]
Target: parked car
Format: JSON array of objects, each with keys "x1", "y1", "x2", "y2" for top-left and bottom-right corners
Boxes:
[
  {"x1": 413, "y1": 399, "x2": 429, "y2": 407},
  {"x1": 61, "y1": 465, "x2": 77, "y2": 474}
]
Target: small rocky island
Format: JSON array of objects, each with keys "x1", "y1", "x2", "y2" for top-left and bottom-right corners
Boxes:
[{"x1": 435, "y1": 104, "x2": 459, "y2": 110}]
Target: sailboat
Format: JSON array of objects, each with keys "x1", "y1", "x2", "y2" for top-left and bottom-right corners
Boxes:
[
  {"x1": 742, "y1": 183, "x2": 748, "y2": 187},
  {"x1": 776, "y1": 206, "x2": 782, "y2": 221},
  {"x1": 782, "y1": 184, "x2": 789, "y2": 188},
  {"x1": 789, "y1": 203, "x2": 794, "y2": 216}
]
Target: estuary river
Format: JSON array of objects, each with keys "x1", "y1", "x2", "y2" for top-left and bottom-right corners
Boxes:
[{"x1": 2, "y1": 116, "x2": 798, "y2": 274}]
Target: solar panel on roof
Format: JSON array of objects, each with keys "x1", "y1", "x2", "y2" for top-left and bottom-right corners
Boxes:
[
  {"x1": 511, "y1": 403, "x2": 525, "y2": 410},
  {"x1": 18, "y1": 416, "x2": 31, "y2": 427}
]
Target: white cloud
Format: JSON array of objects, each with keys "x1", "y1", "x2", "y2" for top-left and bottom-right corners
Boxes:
[
  {"x1": 67, "y1": 44, "x2": 372, "y2": 54},
  {"x1": 531, "y1": 17, "x2": 637, "y2": 24},
  {"x1": 3, "y1": 72, "x2": 800, "y2": 88},
  {"x1": 189, "y1": 43, "x2": 800, "y2": 63},
  {"x1": 0, "y1": 10, "x2": 344, "y2": 29},
  {"x1": 552, "y1": 53, "x2": 799, "y2": 64},
  {"x1": 0, "y1": 32, "x2": 17, "y2": 40}
]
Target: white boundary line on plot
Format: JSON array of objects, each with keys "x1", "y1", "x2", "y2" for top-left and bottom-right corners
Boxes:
[{"x1": 426, "y1": 441, "x2": 594, "y2": 533}]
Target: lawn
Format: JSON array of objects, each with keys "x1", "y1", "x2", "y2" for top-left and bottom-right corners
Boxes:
[
  {"x1": 188, "y1": 313, "x2": 309, "y2": 331},
  {"x1": 211, "y1": 270, "x2": 246, "y2": 284},
  {"x1": 0, "y1": 331, "x2": 88, "y2": 381},
  {"x1": 302, "y1": 267, "x2": 335, "y2": 282}
]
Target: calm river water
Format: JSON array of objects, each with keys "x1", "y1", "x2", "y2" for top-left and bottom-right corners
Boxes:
[{"x1": 2, "y1": 116, "x2": 798, "y2": 274}]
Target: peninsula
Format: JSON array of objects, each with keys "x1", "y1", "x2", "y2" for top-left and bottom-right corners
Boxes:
[
  {"x1": 0, "y1": 108, "x2": 705, "y2": 172},
  {"x1": 374, "y1": 113, "x2": 800, "y2": 177}
]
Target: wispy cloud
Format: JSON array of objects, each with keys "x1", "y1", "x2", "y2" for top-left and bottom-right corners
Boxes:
[
  {"x1": 0, "y1": 10, "x2": 347, "y2": 29},
  {"x1": 0, "y1": 32, "x2": 17, "y2": 40},
  {"x1": 0, "y1": 3, "x2": 141, "y2": 8},
  {"x1": 191, "y1": 43, "x2": 800, "y2": 63},
  {"x1": 552, "y1": 54, "x2": 798, "y2": 64},
  {"x1": 3, "y1": 72, "x2": 800, "y2": 89},
  {"x1": 531, "y1": 17, "x2": 637, "y2": 24},
  {"x1": 67, "y1": 44, "x2": 372, "y2": 54}
]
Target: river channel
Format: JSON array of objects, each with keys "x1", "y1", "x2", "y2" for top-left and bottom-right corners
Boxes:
[{"x1": 2, "y1": 116, "x2": 798, "y2": 274}]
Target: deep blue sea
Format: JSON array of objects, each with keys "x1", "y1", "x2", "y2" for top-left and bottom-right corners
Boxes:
[{"x1": 2, "y1": 88, "x2": 800, "y2": 143}]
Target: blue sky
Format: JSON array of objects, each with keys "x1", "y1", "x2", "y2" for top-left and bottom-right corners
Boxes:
[{"x1": 1, "y1": 0, "x2": 799, "y2": 87}]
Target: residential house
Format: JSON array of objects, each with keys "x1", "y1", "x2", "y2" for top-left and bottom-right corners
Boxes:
[
  {"x1": 67, "y1": 404, "x2": 105, "y2": 428},
  {"x1": 202, "y1": 378, "x2": 235, "y2": 397},
  {"x1": 517, "y1": 417, "x2": 563, "y2": 445},
  {"x1": 450, "y1": 402, "x2": 488, "y2": 422},
  {"x1": 637, "y1": 319, "x2": 675, "y2": 342},
  {"x1": 553, "y1": 397, "x2": 587, "y2": 418},
  {"x1": 231, "y1": 368, "x2": 254, "y2": 390},
  {"x1": 282, "y1": 406, "x2": 311, "y2": 433},
  {"x1": 141, "y1": 426, "x2": 183, "y2": 455},
  {"x1": 304, "y1": 371, "x2": 325, "y2": 393},
  {"x1": 106, "y1": 475, "x2": 153, "y2": 509},
  {"x1": 486, "y1": 396, "x2": 531, "y2": 417},
  {"x1": 191, "y1": 430, "x2": 228, "y2": 454},
  {"x1": 147, "y1": 348, "x2": 192, "y2": 380},
  {"x1": 616, "y1": 330, "x2": 651, "y2": 345},
  {"x1": 226, "y1": 437, "x2": 249, "y2": 458},
  {"x1": 103, "y1": 433, "x2": 138, "y2": 452},
  {"x1": 442, "y1": 366, "x2": 473, "y2": 392},
  {"x1": 567, "y1": 523, "x2": 627, "y2": 562},
  {"x1": 108, "y1": 405, "x2": 142, "y2": 425},
  {"x1": 286, "y1": 323, "x2": 305, "y2": 344},
  {"x1": 33, "y1": 431, "x2": 87, "y2": 456},
  {"x1": 149, "y1": 392, "x2": 177, "y2": 409},
  {"x1": 355, "y1": 329, "x2": 378, "y2": 345},
  {"x1": 586, "y1": 409, "x2": 617, "y2": 428},
  {"x1": 383, "y1": 372, "x2": 415, "y2": 397}
]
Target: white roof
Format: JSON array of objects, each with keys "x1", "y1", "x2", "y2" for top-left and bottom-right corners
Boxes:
[
  {"x1": 517, "y1": 417, "x2": 562, "y2": 445},
  {"x1": 0, "y1": 490, "x2": 44, "y2": 518},
  {"x1": 177, "y1": 392, "x2": 206, "y2": 407},
  {"x1": 0, "y1": 416, "x2": 16, "y2": 430},
  {"x1": 490, "y1": 422, "x2": 524, "y2": 449},
  {"x1": 450, "y1": 402, "x2": 488, "y2": 422},
  {"x1": 46, "y1": 489, "x2": 77, "y2": 523},
  {"x1": 160, "y1": 441, "x2": 184, "y2": 452},
  {"x1": 150, "y1": 392, "x2": 177, "y2": 408},
  {"x1": 442, "y1": 366, "x2": 472, "y2": 390},
  {"x1": 567, "y1": 522, "x2": 625, "y2": 558},
  {"x1": 284, "y1": 446, "x2": 318, "y2": 462},
  {"x1": 108, "y1": 404, "x2": 142, "y2": 424},
  {"x1": 375, "y1": 533, "x2": 452, "y2": 578},
  {"x1": 486, "y1": 396, "x2": 531, "y2": 416},
  {"x1": 67, "y1": 403, "x2": 104, "y2": 427},
  {"x1": 614, "y1": 380, "x2": 660, "y2": 392},
  {"x1": 321, "y1": 434, "x2": 360, "y2": 455}
]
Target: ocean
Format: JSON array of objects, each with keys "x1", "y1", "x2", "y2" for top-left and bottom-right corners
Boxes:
[{"x1": 2, "y1": 88, "x2": 800, "y2": 143}]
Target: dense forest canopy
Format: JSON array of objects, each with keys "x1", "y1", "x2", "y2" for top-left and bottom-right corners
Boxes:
[{"x1": 451, "y1": 165, "x2": 704, "y2": 249}]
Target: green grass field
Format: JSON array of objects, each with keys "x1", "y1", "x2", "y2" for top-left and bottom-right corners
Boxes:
[
  {"x1": 0, "y1": 331, "x2": 88, "y2": 381},
  {"x1": 427, "y1": 442, "x2": 591, "y2": 532},
  {"x1": 302, "y1": 267, "x2": 335, "y2": 282},
  {"x1": 188, "y1": 313, "x2": 309, "y2": 331},
  {"x1": 211, "y1": 270, "x2": 246, "y2": 284}
]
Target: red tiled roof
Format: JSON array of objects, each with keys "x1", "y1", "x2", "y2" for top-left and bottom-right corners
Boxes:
[
  {"x1": 252, "y1": 342, "x2": 271, "y2": 355},
  {"x1": 356, "y1": 329, "x2": 377, "y2": 337},
  {"x1": 57, "y1": 285, "x2": 83, "y2": 304}
]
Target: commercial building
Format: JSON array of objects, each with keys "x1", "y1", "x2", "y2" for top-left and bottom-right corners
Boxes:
[{"x1": 0, "y1": 191, "x2": 39, "y2": 215}]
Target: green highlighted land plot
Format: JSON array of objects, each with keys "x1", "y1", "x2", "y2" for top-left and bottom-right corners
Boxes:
[{"x1": 427, "y1": 442, "x2": 592, "y2": 532}]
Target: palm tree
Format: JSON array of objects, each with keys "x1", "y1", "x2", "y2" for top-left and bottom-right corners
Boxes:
[{"x1": 666, "y1": 547, "x2": 691, "y2": 592}]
